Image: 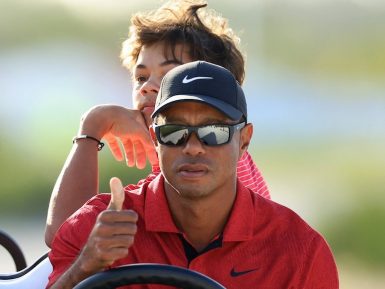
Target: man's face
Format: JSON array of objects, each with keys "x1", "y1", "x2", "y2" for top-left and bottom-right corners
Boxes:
[
  {"x1": 153, "y1": 102, "x2": 248, "y2": 200},
  {"x1": 132, "y1": 42, "x2": 193, "y2": 126}
]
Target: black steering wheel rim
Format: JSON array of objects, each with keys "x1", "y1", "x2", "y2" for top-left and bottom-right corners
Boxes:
[
  {"x1": 0, "y1": 229, "x2": 27, "y2": 271},
  {"x1": 73, "y1": 263, "x2": 226, "y2": 289}
]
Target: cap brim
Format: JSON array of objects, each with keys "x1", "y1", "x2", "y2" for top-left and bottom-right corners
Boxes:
[{"x1": 151, "y1": 94, "x2": 243, "y2": 121}]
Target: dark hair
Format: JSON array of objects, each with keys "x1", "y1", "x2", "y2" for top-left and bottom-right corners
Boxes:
[{"x1": 120, "y1": 0, "x2": 245, "y2": 84}]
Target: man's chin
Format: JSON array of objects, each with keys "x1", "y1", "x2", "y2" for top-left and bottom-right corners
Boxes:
[{"x1": 173, "y1": 184, "x2": 211, "y2": 200}]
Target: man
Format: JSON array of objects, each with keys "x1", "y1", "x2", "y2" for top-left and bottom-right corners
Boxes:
[
  {"x1": 45, "y1": 0, "x2": 270, "y2": 247},
  {"x1": 47, "y1": 61, "x2": 339, "y2": 289}
]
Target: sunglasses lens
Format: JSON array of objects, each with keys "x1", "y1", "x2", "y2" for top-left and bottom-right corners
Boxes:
[
  {"x1": 156, "y1": 123, "x2": 242, "y2": 147},
  {"x1": 158, "y1": 125, "x2": 189, "y2": 145},
  {"x1": 198, "y1": 125, "x2": 230, "y2": 145}
]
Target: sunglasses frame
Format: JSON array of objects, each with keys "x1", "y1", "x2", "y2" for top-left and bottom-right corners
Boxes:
[{"x1": 153, "y1": 122, "x2": 246, "y2": 147}]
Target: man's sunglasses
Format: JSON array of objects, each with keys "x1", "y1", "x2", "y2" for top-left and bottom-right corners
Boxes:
[{"x1": 153, "y1": 122, "x2": 246, "y2": 147}]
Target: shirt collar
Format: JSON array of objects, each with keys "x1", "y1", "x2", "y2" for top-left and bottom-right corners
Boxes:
[
  {"x1": 151, "y1": 164, "x2": 161, "y2": 174},
  {"x1": 222, "y1": 180, "x2": 255, "y2": 242},
  {"x1": 145, "y1": 174, "x2": 180, "y2": 233}
]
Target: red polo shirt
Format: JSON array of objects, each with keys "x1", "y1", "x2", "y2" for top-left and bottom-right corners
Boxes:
[{"x1": 47, "y1": 174, "x2": 338, "y2": 289}]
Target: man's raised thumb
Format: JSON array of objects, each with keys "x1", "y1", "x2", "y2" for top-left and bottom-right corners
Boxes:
[{"x1": 107, "y1": 177, "x2": 125, "y2": 211}]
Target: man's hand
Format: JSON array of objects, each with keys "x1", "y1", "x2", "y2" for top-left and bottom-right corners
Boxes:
[
  {"x1": 79, "y1": 105, "x2": 158, "y2": 169},
  {"x1": 48, "y1": 177, "x2": 138, "y2": 289},
  {"x1": 77, "y1": 177, "x2": 138, "y2": 274}
]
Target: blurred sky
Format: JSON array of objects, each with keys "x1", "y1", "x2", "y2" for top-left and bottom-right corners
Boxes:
[{"x1": 1, "y1": 0, "x2": 385, "y2": 285}]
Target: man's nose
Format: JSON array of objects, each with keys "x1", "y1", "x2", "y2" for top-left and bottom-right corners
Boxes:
[{"x1": 182, "y1": 132, "x2": 205, "y2": 156}]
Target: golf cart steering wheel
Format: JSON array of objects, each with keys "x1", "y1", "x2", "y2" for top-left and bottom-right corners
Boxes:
[
  {"x1": 73, "y1": 263, "x2": 226, "y2": 289},
  {"x1": 0, "y1": 230, "x2": 27, "y2": 271}
]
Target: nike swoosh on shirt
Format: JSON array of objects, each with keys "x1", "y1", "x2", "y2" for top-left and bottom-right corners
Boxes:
[
  {"x1": 230, "y1": 267, "x2": 259, "y2": 277},
  {"x1": 182, "y1": 75, "x2": 213, "y2": 83}
]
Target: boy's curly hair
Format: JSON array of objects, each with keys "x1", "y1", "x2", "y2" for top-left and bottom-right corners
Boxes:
[{"x1": 120, "y1": 0, "x2": 245, "y2": 84}]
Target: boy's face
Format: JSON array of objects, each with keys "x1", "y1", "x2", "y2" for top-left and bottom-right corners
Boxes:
[{"x1": 131, "y1": 42, "x2": 193, "y2": 126}]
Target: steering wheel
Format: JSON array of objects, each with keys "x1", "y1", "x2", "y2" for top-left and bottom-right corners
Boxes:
[
  {"x1": 0, "y1": 230, "x2": 27, "y2": 271},
  {"x1": 73, "y1": 263, "x2": 226, "y2": 289}
]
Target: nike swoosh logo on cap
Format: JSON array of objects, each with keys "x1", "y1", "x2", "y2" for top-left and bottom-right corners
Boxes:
[{"x1": 182, "y1": 75, "x2": 213, "y2": 83}]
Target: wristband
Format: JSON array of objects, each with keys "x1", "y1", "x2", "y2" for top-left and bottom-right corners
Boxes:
[{"x1": 72, "y1": 135, "x2": 104, "y2": 151}]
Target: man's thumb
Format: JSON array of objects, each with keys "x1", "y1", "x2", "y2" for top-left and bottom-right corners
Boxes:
[{"x1": 108, "y1": 177, "x2": 125, "y2": 211}]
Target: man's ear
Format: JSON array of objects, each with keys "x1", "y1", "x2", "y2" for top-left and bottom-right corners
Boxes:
[{"x1": 239, "y1": 123, "x2": 253, "y2": 159}]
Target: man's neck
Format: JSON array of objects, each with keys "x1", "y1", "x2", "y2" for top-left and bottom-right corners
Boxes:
[{"x1": 165, "y1": 183, "x2": 237, "y2": 252}]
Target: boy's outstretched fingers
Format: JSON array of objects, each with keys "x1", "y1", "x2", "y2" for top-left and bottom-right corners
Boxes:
[{"x1": 107, "y1": 177, "x2": 125, "y2": 211}]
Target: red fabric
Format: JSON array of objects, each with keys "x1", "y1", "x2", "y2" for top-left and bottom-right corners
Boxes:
[
  {"x1": 237, "y1": 151, "x2": 270, "y2": 199},
  {"x1": 48, "y1": 174, "x2": 338, "y2": 289}
]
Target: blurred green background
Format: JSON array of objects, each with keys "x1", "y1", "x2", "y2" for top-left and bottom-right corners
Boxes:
[{"x1": 1, "y1": 0, "x2": 384, "y2": 287}]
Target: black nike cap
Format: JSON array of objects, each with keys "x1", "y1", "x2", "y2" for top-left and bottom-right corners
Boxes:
[{"x1": 151, "y1": 61, "x2": 247, "y2": 121}]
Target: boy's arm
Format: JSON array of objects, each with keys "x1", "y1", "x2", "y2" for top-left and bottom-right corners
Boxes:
[{"x1": 45, "y1": 105, "x2": 156, "y2": 247}]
